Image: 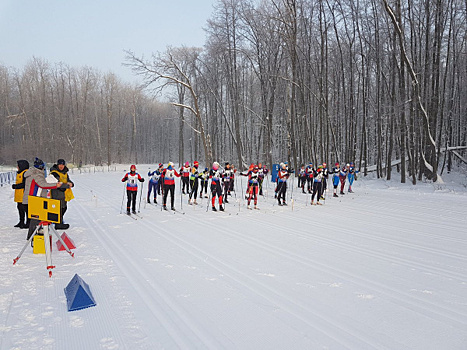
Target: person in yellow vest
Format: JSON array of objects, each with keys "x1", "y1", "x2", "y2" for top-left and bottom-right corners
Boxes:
[
  {"x1": 12, "y1": 160, "x2": 30, "y2": 229},
  {"x1": 50, "y1": 159, "x2": 74, "y2": 229}
]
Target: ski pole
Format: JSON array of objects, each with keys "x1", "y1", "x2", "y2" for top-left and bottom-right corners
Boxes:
[
  {"x1": 144, "y1": 168, "x2": 150, "y2": 209},
  {"x1": 120, "y1": 181, "x2": 126, "y2": 214},
  {"x1": 180, "y1": 177, "x2": 183, "y2": 210},
  {"x1": 138, "y1": 181, "x2": 144, "y2": 213},
  {"x1": 206, "y1": 185, "x2": 212, "y2": 212}
]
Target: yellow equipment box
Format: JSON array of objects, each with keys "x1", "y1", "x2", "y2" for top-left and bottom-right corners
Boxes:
[
  {"x1": 28, "y1": 196, "x2": 61, "y2": 223},
  {"x1": 33, "y1": 235, "x2": 45, "y2": 254}
]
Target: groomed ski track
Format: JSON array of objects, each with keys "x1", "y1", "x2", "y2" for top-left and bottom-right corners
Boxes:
[{"x1": 1, "y1": 168, "x2": 467, "y2": 349}]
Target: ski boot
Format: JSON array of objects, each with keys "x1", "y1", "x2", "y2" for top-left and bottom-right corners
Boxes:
[
  {"x1": 333, "y1": 193, "x2": 339, "y2": 198},
  {"x1": 219, "y1": 206, "x2": 224, "y2": 212},
  {"x1": 212, "y1": 206, "x2": 217, "y2": 212}
]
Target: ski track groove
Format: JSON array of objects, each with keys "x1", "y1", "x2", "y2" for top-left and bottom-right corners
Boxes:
[
  {"x1": 340, "y1": 202, "x2": 467, "y2": 243},
  {"x1": 275, "y1": 194, "x2": 467, "y2": 261},
  {"x1": 73, "y1": 199, "x2": 225, "y2": 350},
  {"x1": 242, "y1": 211, "x2": 467, "y2": 282},
  {"x1": 271, "y1": 209, "x2": 467, "y2": 270},
  {"x1": 187, "y1": 211, "x2": 467, "y2": 331}
]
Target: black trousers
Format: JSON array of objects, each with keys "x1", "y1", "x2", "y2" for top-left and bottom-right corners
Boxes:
[
  {"x1": 16, "y1": 202, "x2": 27, "y2": 224},
  {"x1": 163, "y1": 184, "x2": 175, "y2": 208},
  {"x1": 189, "y1": 179, "x2": 199, "y2": 200},
  {"x1": 200, "y1": 180, "x2": 208, "y2": 195},
  {"x1": 126, "y1": 190, "x2": 137, "y2": 212},
  {"x1": 311, "y1": 182, "x2": 322, "y2": 202},
  {"x1": 181, "y1": 177, "x2": 189, "y2": 193},
  {"x1": 277, "y1": 182, "x2": 287, "y2": 203}
]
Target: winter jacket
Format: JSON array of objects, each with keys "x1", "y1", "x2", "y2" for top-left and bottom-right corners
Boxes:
[
  {"x1": 161, "y1": 168, "x2": 180, "y2": 185},
  {"x1": 258, "y1": 167, "x2": 268, "y2": 179},
  {"x1": 122, "y1": 172, "x2": 144, "y2": 191},
  {"x1": 210, "y1": 168, "x2": 223, "y2": 184},
  {"x1": 148, "y1": 170, "x2": 161, "y2": 183},
  {"x1": 248, "y1": 171, "x2": 259, "y2": 185},
  {"x1": 50, "y1": 164, "x2": 75, "y2": 201},
  {"x1": 278, "y1": 169, "x2": 289, "y2": 183},
  {"x1": 12, "y1": 160, "x2": 29, "y2": 202},
  {"x1": 180, "y1": 166, "x2": 191, "y2": 178},
  {"x1": 22, "y1": 167, "x2": 60, "y2": 204}
]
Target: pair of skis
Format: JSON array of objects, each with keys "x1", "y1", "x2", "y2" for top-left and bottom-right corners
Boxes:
[{"x1": 125, "y1": 212, "x2": 142, "y2": 220}]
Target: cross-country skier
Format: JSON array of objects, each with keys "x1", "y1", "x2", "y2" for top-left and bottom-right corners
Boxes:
[
  {"x1": 348, "y1": 162, "x2": 359, "y2": 193},
  {"x1": 189, "y1": 161, "x2": 200, "y2": 205},
  {"x1": 339, "y1": 163, "x2": 350, "y2": 195},
  {"x1": 223, "y1": 162, "x2": 233, "y2": 203},
  {"x1": 180, "y1": 162, "x2": 191, "y2": 194},
  {"x1": 162, "y1": 162, "x2": 180, "y2": 211},
  {"x1": 257, "y1": 163, "x2": 269, "y2": 196},
  {"x1": 331, "y1": 162, "x2": 340, "y2": 197},
  {"x1": 298, "y1": 164, "x2": 306, "y2": 193},
  {"x1": 277, "y1": 162, "x2": 290, "y2": 206},
  {"x1": 122, "y1": 165, "x2": 144, "y2": 214},
  {"x1": 210, "y1": 162, "x2": 224, "y2": 211},
  {"x1": 229, "y1": 164, "x2": 236, "y2": 193},
  {"x1": 199, "y1": 167, "x2": 209, "y2": 198},
  {"x1": 244, "y1": 165, "x2": 260, "y2": 209},
  {"x1": 311, "y1": 165, "x2": 324, "y2": 205},
  {"x1": 245, "y1": 164, "x2": 255, "y2": 199},
  {"x1": 305, "y1": 163, "x2": 314, "y2": 193},
  {"x1": 147, "y1": 165, "x2": 162, "y2": 204},
  {"x1": 320, "y1": 163, "x2": 329, "y2": 200}
]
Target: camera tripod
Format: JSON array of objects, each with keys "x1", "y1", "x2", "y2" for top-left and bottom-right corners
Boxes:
[{"x1": 13, "y1": 221, "x2": 75, "y2": 277}]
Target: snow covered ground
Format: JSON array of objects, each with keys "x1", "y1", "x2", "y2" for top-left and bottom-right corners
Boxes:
[{"x1": 1, "y1": 166, "x2": 466, "y2": 350}]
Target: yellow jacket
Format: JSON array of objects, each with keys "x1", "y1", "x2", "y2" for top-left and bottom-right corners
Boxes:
[
  {"x1": 50, "y1": 168, "x2": 75, "y2": 201},
  {"x1": 13, "y1": 169, "x2": 27, "y2": 202}
]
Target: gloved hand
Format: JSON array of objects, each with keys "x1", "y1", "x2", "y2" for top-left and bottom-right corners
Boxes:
[{"x1": 12, "y1": 184, "x2": 16, "y2": 189}]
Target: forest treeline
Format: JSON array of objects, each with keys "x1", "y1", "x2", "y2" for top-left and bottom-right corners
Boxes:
[{"x1": 1, "y1": 0, "x2": 465, "y2": 183}]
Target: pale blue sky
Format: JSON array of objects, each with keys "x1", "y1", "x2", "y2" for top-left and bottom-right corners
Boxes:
[{"x1": 0, "y1": 0, "x2": 215, "y2": 83}]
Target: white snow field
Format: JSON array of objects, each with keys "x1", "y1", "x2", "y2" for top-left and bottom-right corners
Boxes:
[{"x1": 1, "y1": 166, "x2": 466, "y2": 350}]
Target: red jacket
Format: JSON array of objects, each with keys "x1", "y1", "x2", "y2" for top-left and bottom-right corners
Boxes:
[{"x1": 163, "y1": 168, "x2": 181, "y2": 185}]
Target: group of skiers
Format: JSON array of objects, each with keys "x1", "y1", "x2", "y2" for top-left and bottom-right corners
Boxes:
[
  {"x1": 11, "y1": 158, "x2": 74, "y2": 239},
  {"x1": 297, "y1": 162, "x2": 359, "y2": 205},
  {"x1": 121, "y1": 161, "x2": 358, "y2": 213},
  {"x1": 11, "y1": 158, "x2": 358, "y2": 231}
]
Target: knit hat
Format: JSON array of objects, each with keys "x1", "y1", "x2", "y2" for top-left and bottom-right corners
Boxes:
[
  {"x1": 57, "y1": 159, "x2": 66, "y2": 165},
  {"x1": 34, "y1": 157, "x2": 45, "y2": 170}
]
